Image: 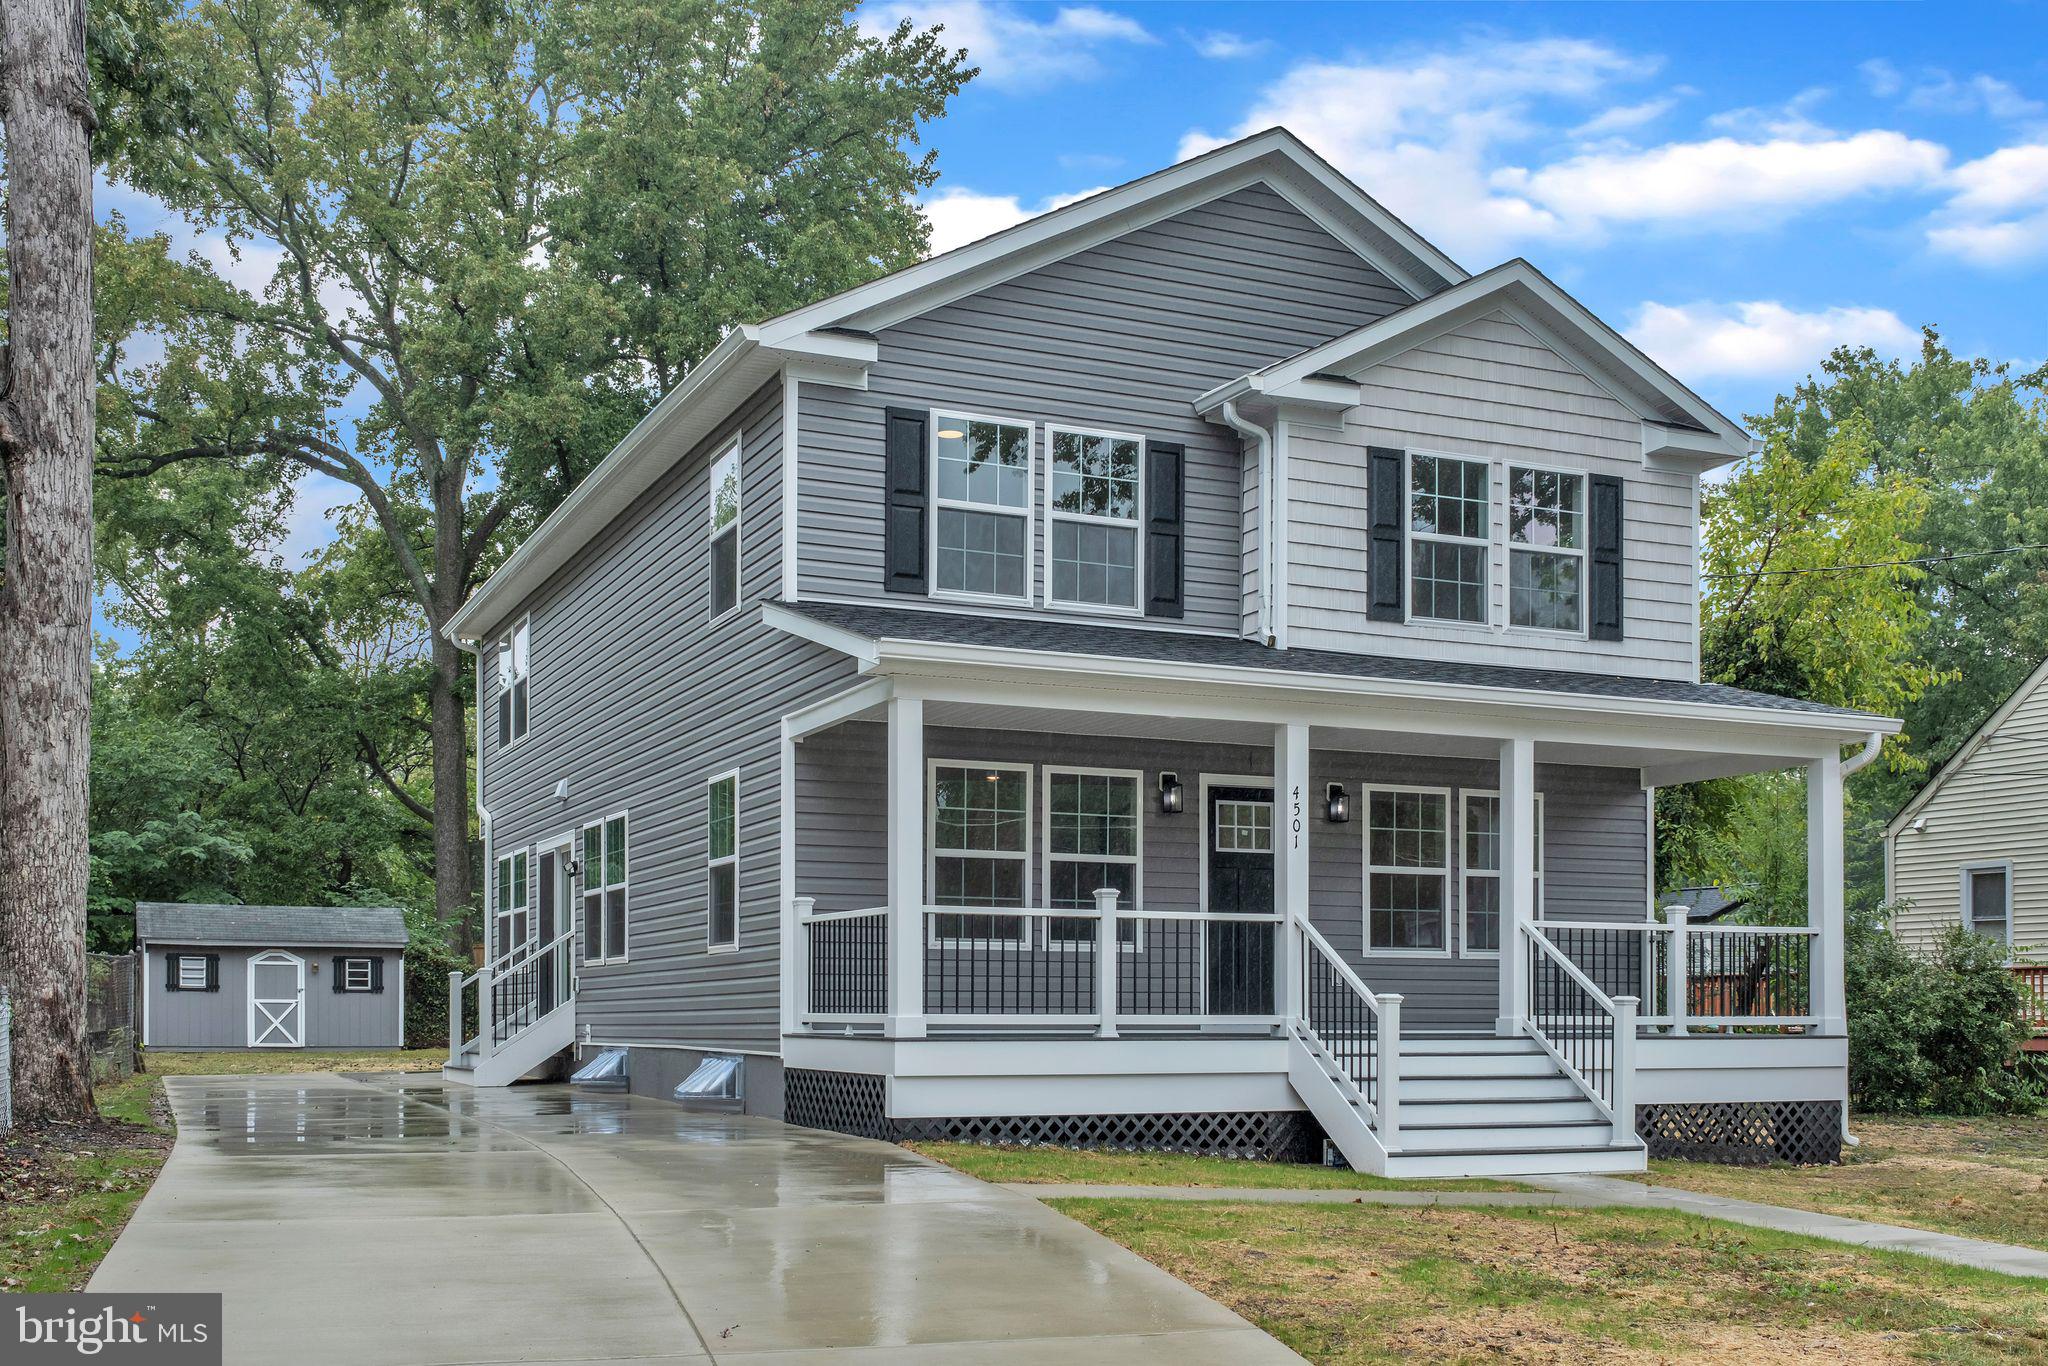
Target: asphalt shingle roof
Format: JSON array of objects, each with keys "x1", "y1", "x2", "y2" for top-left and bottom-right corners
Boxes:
[
  {"x1": 774, "y1": 600, "x2": 1877, "y2": 722},
  {"x1": 135, "y1": 903, "x2": 410, "y2": 948}
]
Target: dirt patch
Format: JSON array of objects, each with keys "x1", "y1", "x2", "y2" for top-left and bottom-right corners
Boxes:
[
  {"x1": 1, "y1": 1109, "x2": 171, "y2": 1208},
  {"x1": 1383, "y1": 1306, "x2": 1906, "y2": 1364}
]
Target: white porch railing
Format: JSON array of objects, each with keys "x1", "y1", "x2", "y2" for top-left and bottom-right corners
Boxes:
[
  {"x1": 1294, "y1": 919, "x2": 1400, "y2": 1146},
  {"x1": 1521, "y1": 922, "x2": 1635, "y2": 1128},
  {"x1": 447, "y1": 928, "x2": 577, "y2": 1066},
  {"x1": 1537, "y1": 908, "x2": 1821, "y2": 1034}
]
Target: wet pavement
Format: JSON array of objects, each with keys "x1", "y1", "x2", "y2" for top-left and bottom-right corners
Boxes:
[{"x1": 90, "y1": 1074, "x2": 1299, "y2": 1364}]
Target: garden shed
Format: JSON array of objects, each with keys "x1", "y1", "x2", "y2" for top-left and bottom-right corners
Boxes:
[{"x1": 136, "y1": 903, "x2": 409, "y2": 1050}]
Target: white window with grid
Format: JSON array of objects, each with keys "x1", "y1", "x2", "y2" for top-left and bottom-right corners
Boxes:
[
  {"x1": 496, "y1": 617, "x2": 529, "y2": 747},
  {"x1": 1047, "y1": 427, "x2": 1143, "y2": 612},
  {"x1": 581, "y1": 814, "x2": 628, "y2": 964},
  {"x1": 494, "y1": 848, "x2": 530, "y2": 960},
  {"x1": 1459, "y1": 791, "x2": 1545, "y2": 957},
  {"x1": 1365, "y1": 787, "x2": 1451, "y2": 955},
  {"x1": 1044, "y1": 768, "x2": 1142, "y2": 948},
  {"x1": 1408, "y1": 453, "x2": 1491, "y2": 625},
  {"x1": 708, "y1": 438, "x2": 741, "y2": 620},
  {"x1": 928, "y1": 762, "x2": 1031, "y2": 944},
  {"x1": 707, "y1": 772, "x2": 738, "y2": 951},
  {"x1": 1507, "y1": 466, "x2": 1585, "y2": 633},
  {"x1": 932, "y1": 414, "x2": 1032, "y2": 602},
  {"x1": 1213, "y1": 800, "x2": 1272, "y2": 852}
]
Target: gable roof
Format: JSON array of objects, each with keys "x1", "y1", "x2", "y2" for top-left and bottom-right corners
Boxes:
[
  {"x1": 136, "y1": 902, "x2": 410, "y2": 949},
  {"x1": 448, "y1": 130, "x2": 1464, "y2": 645},
  {"x1": 1886, "y1": 653, "x2": 2048, "y2": 838},
  {"x1": 1195, "y1": 258, "x2": 1752, "y2": 467}
]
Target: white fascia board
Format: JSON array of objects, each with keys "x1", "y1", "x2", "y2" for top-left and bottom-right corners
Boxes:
[
  {"x1": 756, "y1": 130, "x2": 1462, "y2": 343},
  {"x1": 761, "y1": 602, "x2": 881, "y2": 670},
  {"x1": 449, "y1": 331, "x2": 875, "y2": 644},
  {"x1": 865, "y1": 637, "x2": 1899, "y2": 744},
  {"x1": 1645, "y1": 421, "x2": 1747, "y2": 471}
]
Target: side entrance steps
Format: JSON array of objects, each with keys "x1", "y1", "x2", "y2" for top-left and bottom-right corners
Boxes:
[
  {"x1": 1288, "y1": 1029, "x2": 1647, "y2": 1179},
  {"x1": 442, "y1": 999, "x2": 576, "y2": 1087}
]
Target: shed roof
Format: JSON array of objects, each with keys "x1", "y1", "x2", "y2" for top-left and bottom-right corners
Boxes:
[{"x1": 135, "y1": 903, "x2": 410, "y2": 948}]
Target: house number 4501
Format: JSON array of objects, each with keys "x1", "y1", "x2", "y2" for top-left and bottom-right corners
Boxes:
[{"x1": 1290, "y1": 784, "x2": 1303, "y2": 850}]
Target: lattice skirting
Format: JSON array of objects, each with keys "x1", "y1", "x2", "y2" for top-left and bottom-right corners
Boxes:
[
  {"x1": 783, "y1": 1068, "x2": 1323, "y2": 1161},
  {"x1": 1636, "y1": 1100, "x2": 1842, "y2": 1166}
]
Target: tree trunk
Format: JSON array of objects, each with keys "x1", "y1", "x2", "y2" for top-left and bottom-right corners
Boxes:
[
  {"x1": 0, "y1": 0, "x2": 98, "y2": 1123},
  {"x1": 429, "y1": 463, "x2": 474, "y2": 934}
]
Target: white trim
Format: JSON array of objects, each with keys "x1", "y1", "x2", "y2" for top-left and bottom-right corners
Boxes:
[
  {"x1": 1503, "y1": 462, "x2": 1590, "y2": 640},
  {"x1": 779, "y1": 718, "x2": 798, "y2": 1036},
  {"x1": 140, "y1": 948, "x2": 150, "y2": 1047},
  {"x1": 1041, "y1": 765, "x2": 1145, "y2": 951},
  {"x1": 783, "y1": 591, "x2": 1239, "y2": 639},
  {"x1": 706, "y1": 768, "x2": 741, "y2": 953},
  {"x1": 1888, "y1": 654, "x2": 2048, "y2": 837},
  {"x1": 1404, "y1": 450, "x2": 1493, "y2": 630},
  {"x1": 1197, "y1": 773, "x2": 1274, "y2": 916},
  {"x1": 341, "y1": 957, "x2": 374, "y2": 992},
  {"x1": 580, "y1": 809, "x2": 631, "y2": 966},
  {"x1": 492, "y1": 846, "x2": 533, "y2": 963},
  {"x1": 708, "y1": 433, "x2": 744, "y2": 625},
  {"x1": 781, "y1": 369, "x2": 800, "y2": 603},
  {"x1": 496, "y1": 616, "x2": 531, "y2": 750},
  {"x1": 247, "y1": 949, "x2": 306, "y2": 1048},
  {"x1": 175, "y1": 953, "x2": 211, "y2": 991},
  {"x1": 929, "y1": 409, "x2": 1035, "y2": 607},
  {"x1": 1363, "y1": 784, "x2": 1455, "y2": 958},
  {"x1": 1043, "y1": 424, "x2": 1146, "y2": 616},
  {"x1": 1959, "y1": 860, "x2": 2014, "y2": 946},
  {"x1": 926, "y1": 758, "x2": 1033, "y2": 946},
  {"x1": 1458, "y1": 789, "x2": 1545, "y2": 958}
]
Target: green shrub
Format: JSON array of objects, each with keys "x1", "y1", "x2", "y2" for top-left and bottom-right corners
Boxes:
[{"x1": 1848, "y1": 906, "x2": 2042, "y2": 1115}]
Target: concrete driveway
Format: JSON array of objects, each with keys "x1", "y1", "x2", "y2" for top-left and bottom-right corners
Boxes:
[{"x1": 91, "y1": 1074, "x2": 1297, "y2": 1365}]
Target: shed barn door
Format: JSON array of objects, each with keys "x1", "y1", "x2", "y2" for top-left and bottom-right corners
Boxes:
[{"x1": 248, "y1": 950, "x2": 305, "y2": 1047}]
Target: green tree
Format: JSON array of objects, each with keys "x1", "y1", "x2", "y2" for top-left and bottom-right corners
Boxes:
[{"x1": 92, "y1": 0, "x2": 972, "y2": 928}]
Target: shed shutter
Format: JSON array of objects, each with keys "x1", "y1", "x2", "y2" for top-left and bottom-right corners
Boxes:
[
  {"x1": 1367, "y1": 446, "x2": 1406, "y2": 622},
  {"x1": 883, "y1": 407, "x2": 928, "y2": 595},
  {"x1": 165, "y1": 954, "x2": 182, "y2": 992},
  {"x1": 1144, "y1": 441, "x2": 1185, "y2": 619},
  {"x1": 332, "y1": 956, "x2": 347, "y2": 993},
  {"x1": 1588, "y1": 474, "x2": 1625, "y2": 642},
  {"x1": 371, "y1": 957, "x2": 385, "y2": 994},
  {"x1": 203, "y1": 954, "x2": 221, "y2": 992}
]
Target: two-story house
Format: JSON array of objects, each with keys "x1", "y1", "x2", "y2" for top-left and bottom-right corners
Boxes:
[{"x1": 442, "y1": 129, "x2": 1895, "y2": 1177}]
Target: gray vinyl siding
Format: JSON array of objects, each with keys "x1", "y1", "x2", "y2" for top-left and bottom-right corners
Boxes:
[
  {"x1": 795, "y1": 184, "x2": 1411, "y2": 631},
  {"x1": 1284, "y1": 310, "x2": 1700, "y2": 679},
  {"x1": 144, "y1": 946, "x2": 403, "y2": 1049},
  {"x1": 478, "y1": 378, "x2": 861, "y2": 1054},
  {"x1": 794, "y1": 723, "x2": 1648, "y2": 1030}
]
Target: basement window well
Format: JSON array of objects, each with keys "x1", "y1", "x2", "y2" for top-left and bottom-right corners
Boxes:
[
  {"x1": 674, "y1": 1054, "x2": 743, "y2": 1110},
  {"x1": 570, "y1": 1047, "x2": 629, "y2": 1091}
]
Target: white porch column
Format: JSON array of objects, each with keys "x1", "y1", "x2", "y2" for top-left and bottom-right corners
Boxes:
[
  {"x1": 1496, "y1": 737, "x2": 1537, "y2": 1035},
  {"x1": 1807, "y1": 747, "x2": 1846, "y2": 1036},
  {"x1": 1273, "y1": 722, "x2": 1311, "y2": 1020},
  {"x1": 885, "y1": 694, "x2": 927, "y2": 1039}
]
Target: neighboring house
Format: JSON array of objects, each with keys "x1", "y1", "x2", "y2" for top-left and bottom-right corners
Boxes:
[
  {"x1": 138, "y1": 903, "x2": 409, "y2": 1051},
  {"x1": 1885, "y1": 656, "x2": 2048, "y2": 1043},
  {"x1": 442, "y1": 129, "x2": 1896, "y2": 1176}
]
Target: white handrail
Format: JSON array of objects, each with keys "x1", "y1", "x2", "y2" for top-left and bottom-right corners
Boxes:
[
  {"x1": 802, "y1": 905, "x2": 889, "y2": 924},
  {"x1": 1525, "y1": 923, "x2": 1624, "y2": 1009},
  {"x1": 1294, "y1": 918, "x2": 1399, "y2": 1141},
  {"x1": 1520, "y1": 923, "x2": 1634, "y2": 1128},
  {"x1": 487, "y1": 928, "x2": 577, "y2": 989},
  {"x1": 1297, "y1": 918, "x2": 1388, "y2": 1017}
]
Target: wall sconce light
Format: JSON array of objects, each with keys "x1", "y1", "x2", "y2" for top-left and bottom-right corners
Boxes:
[
  {"x1": 1158, "y1": 772, "x2": 1184, "y2": 816},
  {"x1": 1325, "y1": 782, "x2": 1351, "y2": 824}
]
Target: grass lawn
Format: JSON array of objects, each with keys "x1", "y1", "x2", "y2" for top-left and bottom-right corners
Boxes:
[
  {"x1": 141, "y1": 1047, "x2": 448, "y2": 1076},
  {"x1": 1, "y1": 1073, "x2": 172, "y2": 1292},
  {"x1": 1624, "y1": 1113, "x2": 2048, "y2": 1253},
  {"x1": 1058, "y1": 1196, "x2": 2048, "y2": 1363},
  {"x1": 906, "y1": 1142, "x2": 1533, "y2": 1192}
]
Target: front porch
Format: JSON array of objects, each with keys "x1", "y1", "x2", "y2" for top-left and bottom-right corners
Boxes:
[{"x1": 770, "y1": 639, "x2": 1884, "y2": 1174}]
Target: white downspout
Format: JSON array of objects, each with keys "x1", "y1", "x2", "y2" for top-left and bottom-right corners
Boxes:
[
  {"x1": 1220, "y1": 398, "x2": 1278, "y2": 646},
  {"x1": 1835, "y1": 728, "x2": 1885, "y2": 1149}
]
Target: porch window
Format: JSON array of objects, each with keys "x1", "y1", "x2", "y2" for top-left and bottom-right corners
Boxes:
[
  {"x1": 1409, "y1": 454, "x2": 1490, "y2": 624},
  {"x1": 707, "y1": 772, "x2": 738, "y2": 951},
  {"x1": 581, "y1": 814, "x2": 628, "y2": 964},
  {"x1": 1963, "y1": 863, "x2": 2010, "y2": 944},
  {"x1": 928, "y1": 762, "x2": 1030, "y2": 944},
  {"x1": 1365, "y1": 788, "x2": 1450, "y2": 954},
  {"x1": 933, "y1": 414, "x2": 1031, "y2": 601},
  {"x1": 1044, "y1": 768, "x2": 1141, "y2": 947},
  {"x1": 1508, "y1": 467, "x2": 1584, "y2": 632},
  {"x1": 709, "y1": 438, "x2": 741, "y2": 620},
  {"x1": 496, "y1": 617, "x2": 529, "y2": 747},
  {"x1": 494, "y1": 848, "x2": 530, "y2": 960},
  {"x1": 1460, "y1": 792, "x2": 1545, "y2": 956},
  {"x1": 1047, "y1": 427, "x2": 1142, "y2": 611}
]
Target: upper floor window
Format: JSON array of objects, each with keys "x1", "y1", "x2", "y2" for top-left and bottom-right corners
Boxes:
[
  {"x1": 709, "y1": 439, "x2": 741, "y2": 620},
  {"x1": 1409, "y1": 454, "x2": 1489, "y2": 625},
  {"x1": 1963, "y1": 863, "x2": 2010, "y2": 945},
  {"x1": 928, "y1": 761, "x2": 1030, "y2": 944},
  {"x1": 933, "y1": 414, "x2": 1031, "y2": 601},
  {"x1": 1508, "y1": 467, "x2": 1584, "y2": 633},
  {"x1": 707, "y1": 772, "x2": 738, "y2": 951},
  {"x1": 495, "y1": 848, "x2": 530, "y2": 960},
  {"x1": 496, "y1": 617, "x2": 529, "y2": 747},
  {"x1": 582, "y1": 813, "x2": 628, "y2": 964},
  {"x1": 1047, "y1": 427, "x2": 1142, "y2": 612}
]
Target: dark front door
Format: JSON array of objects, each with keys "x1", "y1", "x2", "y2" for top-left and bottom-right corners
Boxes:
[
  {"x1": 537, "y1": 849, "x2": 562, "y2": 1013},
  {"x1": 1207, "y1": 785, "x2": 1276, "y2": 1015}
]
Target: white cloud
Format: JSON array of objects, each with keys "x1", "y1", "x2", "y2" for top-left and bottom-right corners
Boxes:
[
  {"x1": 1927, "y1": 143, "x2": 2048, "y2": 266},
  {"x1": 1859, "y1": 58, "x2": 1904, "y2": 99},
  {"x1": 1627, "y1": 300, "x2": 1918, "y2": 381},
  {"x1": 1189, "y1": 30, "x2": 1271, "y2": 61},
  {"x1": 864, "y1": 2, "x2": 1154, "y2": 91},
  {"x1": 1862, "y1": 61, "x2": 2044, "y2": 121},
  {"x1": 1569, "y1": 98, "x2": 1677, "y2": 139},
  {"x1": 921, "y1": 184, "x2": 1108, "y2": 255}
]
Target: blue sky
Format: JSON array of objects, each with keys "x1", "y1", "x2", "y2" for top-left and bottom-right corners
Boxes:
[{"x1": 876, "y1": 1, "x2": 2048, "y2": 422}]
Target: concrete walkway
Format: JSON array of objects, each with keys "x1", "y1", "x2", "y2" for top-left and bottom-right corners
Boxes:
[{"x1": 92, "y1": 1075, "x2": 1300, "y2": 1365}]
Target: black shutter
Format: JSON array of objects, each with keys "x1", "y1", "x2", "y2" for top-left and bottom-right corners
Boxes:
[
  {"x1": 1367, "y1": 447, "x2": 1406, "y2": 622},
  {"x1": 883, "y1": 407, "x2": 928, "y2": 594},
  {"x1": 203, "y1": 954, "x2": 221, "y2": 992},
  {"x1": 370, "y1": 957, "x2": 385, "y2": 994},
  {"x1": 332, "y1": 956, "x2": 347, "y2": 993},
  {"x1": 497, "y1": 688, "x2": 511, "y2": 748},
  {"x1": 1589, "y1": 474, "x2": 1625, "y2": 642},
  {"x1": 165, "y1": 954, "x2": 182, "y2": 992},
  {"x1": 1144, "y1": 441, "x2": 1185, "y2": 619}
]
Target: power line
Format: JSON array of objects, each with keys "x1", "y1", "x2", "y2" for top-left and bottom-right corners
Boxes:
[{"x1": 1700, "y1": 541, "x2": 2048, "y2": 581}]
